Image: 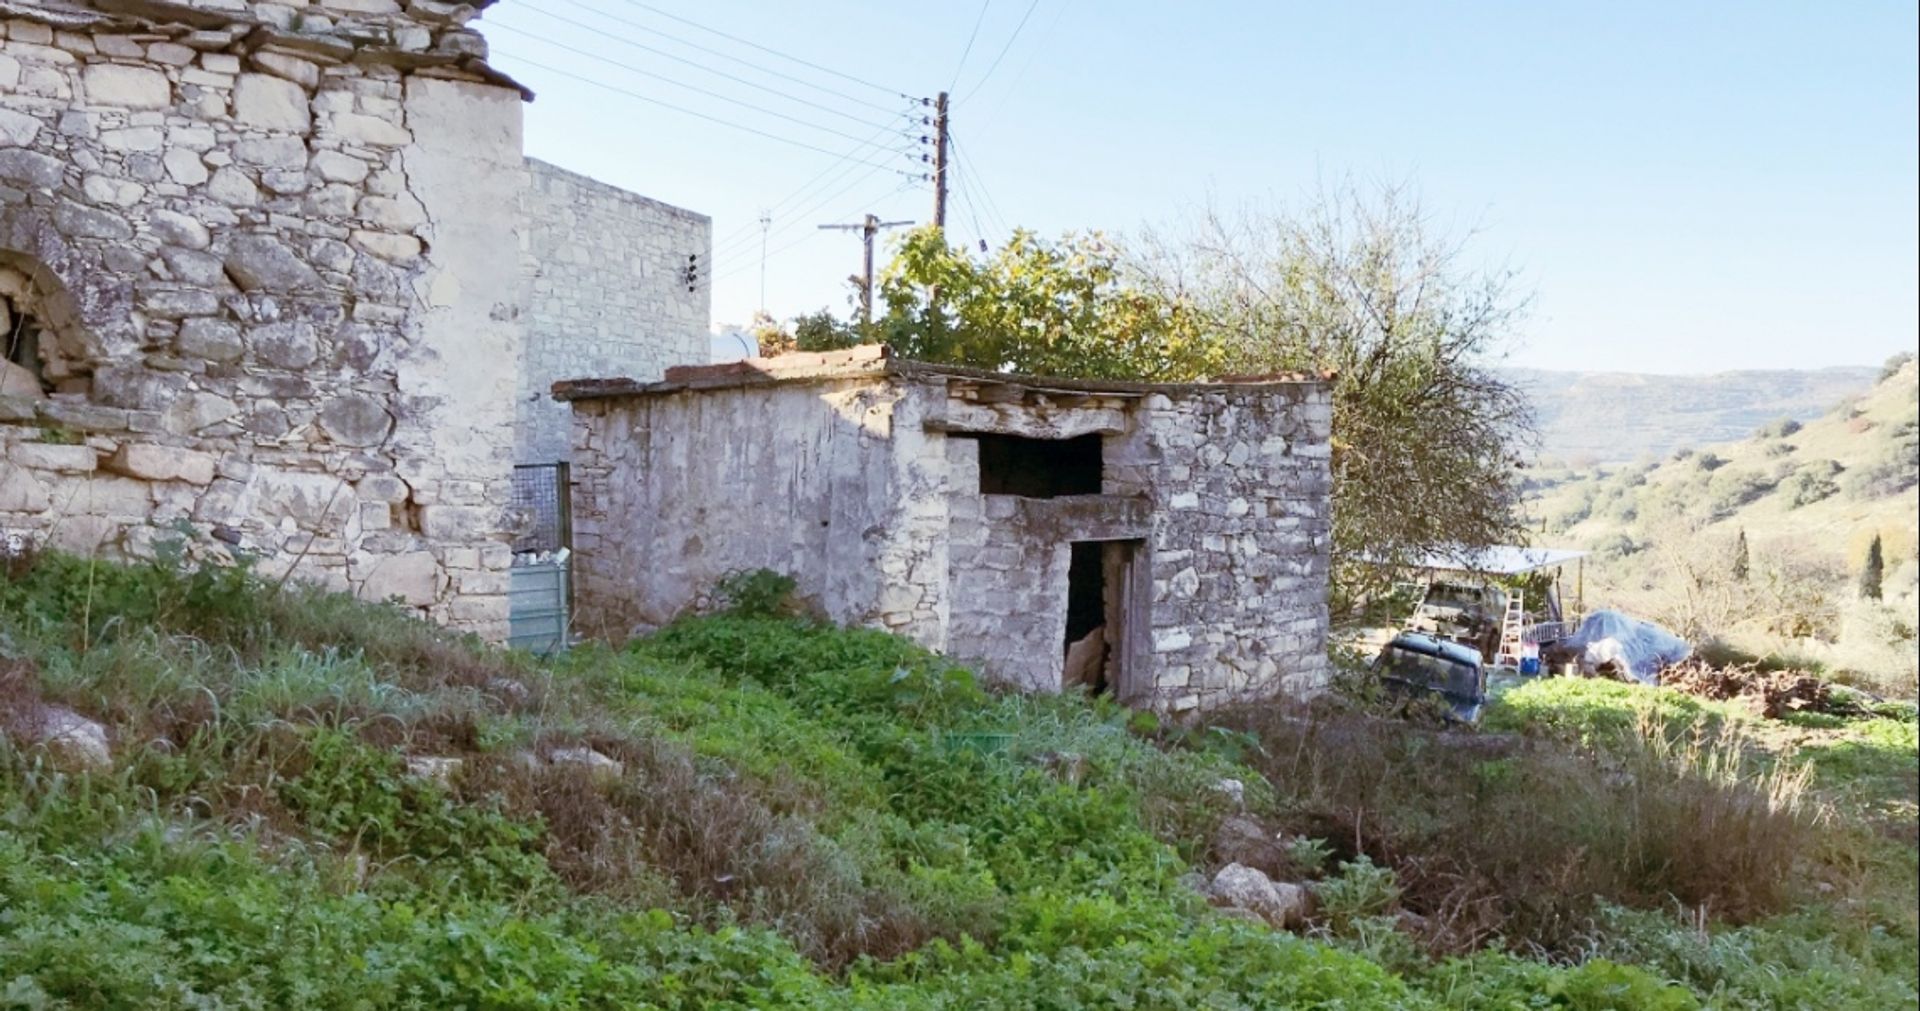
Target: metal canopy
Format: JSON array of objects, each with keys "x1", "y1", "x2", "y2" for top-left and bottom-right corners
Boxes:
[{"x1": 1366, "y1": 545, "x2": 1590, "y2": 576}]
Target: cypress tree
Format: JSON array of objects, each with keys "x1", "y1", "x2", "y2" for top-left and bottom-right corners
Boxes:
[
  {"x1": 1731, "y1": 529, "x2": 1750, "y2": 582},
  {"x1": 1859, "y1": 534, "x2": 1884, "y2": 600}
]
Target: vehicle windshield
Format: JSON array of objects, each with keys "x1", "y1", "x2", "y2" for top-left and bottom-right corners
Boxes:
[{"x1": 1379, "y1": 647, "x2": 1481, "y2": 698}]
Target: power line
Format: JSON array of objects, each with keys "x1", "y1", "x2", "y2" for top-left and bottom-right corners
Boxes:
[
  {"x1": 493, "y1": 26, "x2": 904, "y2": 146},
  {"x1": 709, "y1": 122, "x2": 916, "y2": 259},
  {"x1": 711, "y1": 159, "x2": 903, "y2": 272},
  {"x1": 983, "y1": 0, "x2": 1074, "y2": 119},
  {"x1": 950, "y1": 136, "x2": 1010, "y2": 239},
  {"x1": 949, "y1": 0, "x2": 994, "y2": 90},
  {"x1": 957, "y1": 0, "x2": 1042, "y2": 100},
  {"x1": 713, "y1": 177, "x2": 920, "y2": 284},
  {"x1": 527, "y1": 0, "x2": 914, "y2": 116},
  {"x1": 612, "y1": 0, "x2": 909, "y2": 98},
  {"x1": 494, "y1": 52, "x2": 924, "y2": 170}
]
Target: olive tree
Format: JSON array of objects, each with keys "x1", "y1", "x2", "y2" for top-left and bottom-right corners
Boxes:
[{"x1": 1131, "y1": 183, "x2": 1536, "y2": 600}]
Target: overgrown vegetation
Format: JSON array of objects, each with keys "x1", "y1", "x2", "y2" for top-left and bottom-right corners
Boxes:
[{"x1": 1, "y1": 554, "x2": 1913, "y2": 1007}]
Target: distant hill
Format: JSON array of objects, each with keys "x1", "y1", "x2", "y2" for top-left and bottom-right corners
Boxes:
[{"x1": 1507, "y1": 366, "x2": 1881, "y2": 464}]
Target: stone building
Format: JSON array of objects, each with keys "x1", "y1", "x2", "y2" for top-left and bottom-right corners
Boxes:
[
  {"x1": 0, "y1": 0, "x2": 709, "y2": 639},
  {"x1": 557, "y1": 346, "x2": 1334, "y2": 712},
  {"x1": 518, "y1": 158, "x2": 709, "y2": 465}
]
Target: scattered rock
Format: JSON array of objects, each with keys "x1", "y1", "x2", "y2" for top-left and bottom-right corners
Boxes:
[
  {"x1": 1211, "y1": 814, "x2": 1293, "y2": 879},
  {"x1": 404, "y1": 755, "x2": 463, "y2": 785},
  {"x1": 486, "y1": 677, "x2": 531, "y2": 705},
  {"x1": 1211, "y1": 777, "x2": 1246, "y2": 808},
  {"x1": 1207, "y1": 862, "x2": 1309, "y2": 929},
  {"x1": 13, "y1": 704, "x2": 113, "y2": 773},
  {"x1": 1035, "y1": 750, "x2": 1087, "y2": 785},
  {"x1": 549, "y1": 747, "x2": 623, "y2": 777}
]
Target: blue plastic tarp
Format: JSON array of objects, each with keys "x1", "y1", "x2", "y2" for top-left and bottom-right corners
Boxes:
[{"x1": 1561, "y1": 610, "x2": 1692, "y2": 685}]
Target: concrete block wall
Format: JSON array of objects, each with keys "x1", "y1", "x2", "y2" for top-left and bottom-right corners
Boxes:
[{"x1": 517, "y1": 159, "x2": 709, "y2": 464}]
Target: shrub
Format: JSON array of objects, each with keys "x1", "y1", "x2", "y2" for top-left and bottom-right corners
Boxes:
[
  {"x1": 1756, "y1": 417, "x2": 1802, "y2": 439},
  {"x1": 1705, "y1": 468, "x2": 1773, "y2": 518}
]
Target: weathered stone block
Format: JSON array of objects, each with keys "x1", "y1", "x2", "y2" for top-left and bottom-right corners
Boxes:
[
  {"x1": 0, "y1": 108, "x2": 43, "y2": 147},
  {"x1": 0, "y1": 147, "x2": 65, "y2": 189},
  {"x1": 108, "y1": 443, "x2": 217, "y2": 485},
  {"x1": 9, "y1": 442, "x2": 98, "y2": 473},
  {"x1": 82, "y1": 63, "x2": 171, "y2": 108},
  {"x1": 248, "y1": 321, "x2": 319, "y2": 368},
  {"x1": 0, "y1": 461, "x2": 53, "y2": 511},
  {"x1": 224, "y1": 236, "x2": 323, "y2": 293},
  {"x1": 148, "y1": 208, "x2": 210, "y2": 249},
  {"x1": 318, "y1": 395, "x2": 393, "y2": 447},
  {"x1": 176, "y1": 318, "x2": 243, "y2": 361},
  {"x1": 232, "y1": 72, "x2": 311, "y2": 132},
  {"x1": 356, "y1": 550, "x2": 440, "y2": 606}
]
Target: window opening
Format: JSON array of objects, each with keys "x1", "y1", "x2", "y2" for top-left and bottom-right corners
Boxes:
[{"x1": 972, "y1": 433, "x2": 1102, "y2": 498}]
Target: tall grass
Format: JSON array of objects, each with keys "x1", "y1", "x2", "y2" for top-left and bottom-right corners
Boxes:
[{"x1": 1216, "y1": 693, "x2": 1826, "y2": 952}]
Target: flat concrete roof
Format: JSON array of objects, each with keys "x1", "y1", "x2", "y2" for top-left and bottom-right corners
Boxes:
[{"x1": 552, "y1": 344, "x2": 1334, "y2": 402}]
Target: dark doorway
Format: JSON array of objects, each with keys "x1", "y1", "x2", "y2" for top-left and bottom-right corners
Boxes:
[
  {"x1": 1064, "y1": 541, "x2": 1109, "y2": 694},
  {"x1": 973, "y1": 433, "x2": 1102, "y2": 498}
]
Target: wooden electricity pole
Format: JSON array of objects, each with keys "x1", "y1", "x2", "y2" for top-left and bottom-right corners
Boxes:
[
  {"x1": 932, "y1": 91, "x2": 950, "y2": 230},
  {"x1": 818, "y1": 213, "x2": 913, "y2": 332}
]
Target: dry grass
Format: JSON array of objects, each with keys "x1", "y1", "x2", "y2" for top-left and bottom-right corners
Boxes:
[{"x1": 1213, "y1": 699, "x2": 1826, "y2": 954}]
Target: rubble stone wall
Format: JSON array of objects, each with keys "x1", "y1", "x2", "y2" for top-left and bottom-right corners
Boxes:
[
  {"x1": 943, "y1": 430, "x2": 1073, "y2": 692},
  {"x1": 567, "y1": 377, "x2": 946, "y2": 639},
  {"x1": 518, "y1": 159, "x2": 709, "y2": 464},
  {"x1": 0, "y1": 1, "x2": 526, "y2": 638},
  {"x1": 1109, "y1": 384, "x2": 1335, "y2": 711},
  {"x1": 568, "y1": 369, "x2": 1332, "y2": 711}
]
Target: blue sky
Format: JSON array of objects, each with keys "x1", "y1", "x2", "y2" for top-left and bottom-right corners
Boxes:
[{"x1": 486, "y1": 1, "x2": 1918, "y2": 374}]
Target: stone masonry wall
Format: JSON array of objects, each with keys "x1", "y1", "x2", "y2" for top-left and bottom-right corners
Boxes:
[
  {"x1": 0, "y1": 1, "x2": 526, "y2": 637},
  {"x1": 1108, "y1": 384, "x2": 1334, "y2": 712},
  {"x1": 517, "y1": 159, "x2": 709, "y2": 464},
  {"x1": 943, "y1": 434, "x2": 1073, "y2": 692},
  {"x1": 567, "y1": 377, "x2": 947, "y2": 640}
]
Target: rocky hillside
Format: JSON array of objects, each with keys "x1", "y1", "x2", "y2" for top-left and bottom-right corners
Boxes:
[
  {"x1": 1509, "y1": 365, "x2": 1882, "y2": 464},
  {"x1": 1528, "y1": 357, "x2": 1919, "y2": 691}
]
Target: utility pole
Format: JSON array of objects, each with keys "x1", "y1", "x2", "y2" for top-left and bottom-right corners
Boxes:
[
  {"x1": 818, "y1": 213, "x2": 912, "y2": 332},
  {"x1": 756, "y1": 210, "x2": 771, "y2": 312},
  {"x1": 931, "y1": 91, "x2": 950, "y2": 231}
]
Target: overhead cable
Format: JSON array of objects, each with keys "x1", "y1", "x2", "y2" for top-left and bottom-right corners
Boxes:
[
  {"x1": 527, "y1": 0, "x2": 916, "y2": 117},
  {"x1": 612, "y1": 0, "x2": 910, "y2": 98},
  {"x1": 958, "y1": 0, "x2": 1043, "y2": 100},
  {"x1": 493, "y1": 26, "x2": 904, "y2": 145},
  {"x1": 494, "y1": 51, "x2": 924, "y2": 169}
]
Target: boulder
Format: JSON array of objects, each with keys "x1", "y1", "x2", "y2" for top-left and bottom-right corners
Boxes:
[
  {"x1": 17, "y1": 705, "x2": 112, "y2": 773},
  {"x1": 1208, "y1": 862, "x2": 1309, "y2": 929}
]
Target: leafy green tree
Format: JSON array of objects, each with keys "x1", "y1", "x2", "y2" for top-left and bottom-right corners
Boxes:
[
  {"x1": 792, "y1": 309, "x2": 861, "y2": 352},
  {"x1": 1130, "y1": 182, "x2": 1534, "y2": 596},
  {"x1": 875, "y1": 227, "x2": 1225, "y2": 381},
  {"x1": 1860, "y1": 533, "x2": 1884, "y2": 600}
]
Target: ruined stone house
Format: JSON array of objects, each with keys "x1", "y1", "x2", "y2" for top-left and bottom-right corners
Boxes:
[
  {"x1": 0, "y1": 0, "x2": 709, "y2": 640},
  {"x1": 557, "y1": 346, "x2": 1334, "y2": 712}
]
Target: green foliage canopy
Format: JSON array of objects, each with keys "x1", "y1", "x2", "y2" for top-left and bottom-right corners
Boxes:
[{"x1": 874, "y1": 226, "x2": 1226, "y2": 381}]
